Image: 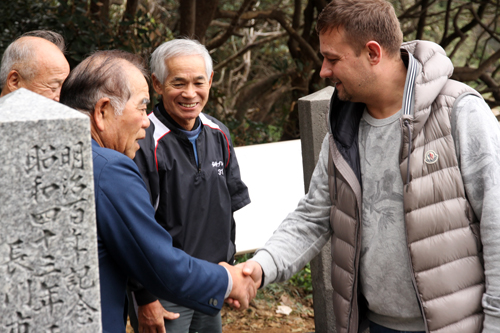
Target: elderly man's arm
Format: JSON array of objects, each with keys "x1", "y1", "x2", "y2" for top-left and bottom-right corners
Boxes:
[
  {"x1": 452, "y1": 95, "x2": 500, "y2": 332},
  {"x1": 94, "y1": 149, "x2": 255, "y2": 315}
]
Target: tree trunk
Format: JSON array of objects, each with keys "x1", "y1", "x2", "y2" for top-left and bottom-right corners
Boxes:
[
  {"x1": 415, "y1": 0, "x2": 428, "y2": 40},
  {"x1": 195, "y1": 0, "x2": 219, "y2": 43},
  {"x1": 180, "y1": 0, "x2": 196, "y2": 38},
  {"x1": 123, "y1": 0, "x2": 139, "y2": 20}
]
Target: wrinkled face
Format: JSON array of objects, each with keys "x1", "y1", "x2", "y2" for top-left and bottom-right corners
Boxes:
[
  {"x1": 20, "y1": 46, "x2": 70, "y2": 101},
  {"x1": 154, "y1": 55, "x2": 213, "y2": 130},
  {"x1": 105, "y1": 66, "x2": 150, "y2": 159},
  {"x1": 319, "y1": 27, "x2": 372, "y2": 103}
]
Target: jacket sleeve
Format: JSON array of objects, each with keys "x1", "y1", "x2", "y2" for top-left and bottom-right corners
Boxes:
[
  {"x1": 223, "y1": 124, "x2": 251, "y2": 212},
  {"x1": 127, "y1": 278, "x2": 158, "y2": 306},
  {"x1": 251, "y1": 134, "x2": 333, "y2": 286},
  {"x1": 452, "y1": 95, "x2": 500, "y2": 332},
  {"x1": 95, "y1": 153, "x2": 228, "y2": 315}
]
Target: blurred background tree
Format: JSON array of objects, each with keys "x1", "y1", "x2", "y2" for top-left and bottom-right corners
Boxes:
[{"x1": 1, "y1": 0, "x2": 499, "y2": 145}]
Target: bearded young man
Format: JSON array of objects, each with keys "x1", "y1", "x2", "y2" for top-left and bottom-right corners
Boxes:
[{"x1": 240, "y1": 1, "x2": 500, "y2": 332}]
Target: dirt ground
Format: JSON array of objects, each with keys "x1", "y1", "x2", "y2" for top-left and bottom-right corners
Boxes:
[{"x1": 126, "y1": 281, "x2": 315, "y2": 333}]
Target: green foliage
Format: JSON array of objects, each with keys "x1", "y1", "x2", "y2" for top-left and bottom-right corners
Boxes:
[
  {"x1": 234, "y1": 252, "x2": 313, "y2": 294},
  {"x1": 290, "y1": 263, "x2": 313, "y2": 293},
  {"x1": 0, "y1": 0, "x2": 173, "y2": 69}
]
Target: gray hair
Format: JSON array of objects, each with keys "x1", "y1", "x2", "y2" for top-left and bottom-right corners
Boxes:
[
  {"x1": 0, "y1": 31, "x2": 66, "y2": 90},
  {"x1": 60, "y1": 50, "x2": 149, "y2": 116},
  {"x1": 150, "y1": 38, "x2": 213, "y2": 84},
  {"x1": 0, "y1": 38, "x2": 37, "y2": 90},
  {"x1": 21, "y1": 30, "x2": 65, "y2": 53}
]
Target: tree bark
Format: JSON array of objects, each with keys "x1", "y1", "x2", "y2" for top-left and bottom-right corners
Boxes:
[
  {"x1": 123, "y1": 0, "x2": 139, "y2": 20},
  {"x1": 180, "y1": 0, "x2": 196, "y2": 38},
  {"x1": 415, "y1": 0, "x2": 428, "y2": 40},
  {"x1": 195, "y1": 0, "x2": 219, "y2": 43}
]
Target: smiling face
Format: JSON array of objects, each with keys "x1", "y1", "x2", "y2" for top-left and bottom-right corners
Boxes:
[
  {"x1": 19, "y1": 39, "x2": 70, "y2": 101},
  {"x1": 319, "y1": 27, "x2": 374, "y2": 103},
  {"x1": 103, "y1": 65, "x2": 150, "y2": 159},
  {"x1": 153, "y1": 55, "x2": 213, "y2": 130}
]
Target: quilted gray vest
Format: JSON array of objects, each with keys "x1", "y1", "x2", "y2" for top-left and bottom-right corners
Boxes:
[{"x1": 327, "y1": 40, "x2": 484, "y2": 333}]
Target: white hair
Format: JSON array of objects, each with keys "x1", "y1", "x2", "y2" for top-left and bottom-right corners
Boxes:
[
  {"x1": 0, "y1": 39, "x2": 38, "y2": 90},
  {"x1": 150, "y1": 38, "x2": 213, "y2": 84}
]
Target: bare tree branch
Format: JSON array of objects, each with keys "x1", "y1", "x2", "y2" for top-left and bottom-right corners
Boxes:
[
  {"x1": 440, "y1": 0, "x2": 489, "y2": 49},
  {"x1": 217, "y1": 8, "x2": 322, "y2": 67},
  {"x1": 214, "y1": 32, "x2": 287, "y2": 71},
  {"x1": 206, "y1": 0, "x2": 255, "y2": 50},
  {"x1": 452, "y1": 48, "x2": 500, "y2": 81},
  {"x1": 469, "y1": 5, "x2": 500, "y2": 44}
]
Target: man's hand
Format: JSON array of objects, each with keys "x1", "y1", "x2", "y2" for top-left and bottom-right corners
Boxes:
[
  {"x1": 137, "y1": 300, "x2": 179, "y2": 333},
  {"x1": 241, "y1": 260, "x2": 263, "y2": 288},
  {"x1": 219, "y1": 262, "x2": 257, "y2": 310}
]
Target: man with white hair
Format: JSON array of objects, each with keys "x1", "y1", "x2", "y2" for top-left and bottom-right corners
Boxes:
[
  {"x1": 60, "y1": 50, "x2": 256, "y2": 333},
  {"x1": 128, "y1": 39, "x2": 250, "y2": 333},
  {"x1": 0, "y1": 30, "x2": 69, "y2": 101}
]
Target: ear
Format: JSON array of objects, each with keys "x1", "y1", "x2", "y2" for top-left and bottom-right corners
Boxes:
[
  {"x1": 93, "y1": 97, "x2": 113, "y2": 132},
  {"x1": 5, "y1": 70, "x2": 23, "y2": 93},
  {"x1": 152, "y1": 74, "x2": 164, "y2": 95},
  {"x1": 208, "y1": 71, "x2": 214, "y2": 89},
  {"x1": 365, "y1": 41, "x2": 382, "y2": 65}
]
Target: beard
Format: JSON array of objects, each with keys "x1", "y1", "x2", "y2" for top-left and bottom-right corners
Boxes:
[{"x1": 335, "y1": 82, "x2": 353, "y2": 102}]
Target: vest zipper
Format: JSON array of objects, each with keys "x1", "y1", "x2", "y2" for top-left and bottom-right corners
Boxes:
[
  {"x1": 402, "y1": 119, "x2": 429, "y2": 332},
  {"x1": 346, "y1": 204, "x2": 362, "y2": 333},
  {"x1": 404, "y1": 119, "x2": 412, "y2": 192},
  {"x1": 333, "y1": 165, "x2": 338, "y2": 200}
]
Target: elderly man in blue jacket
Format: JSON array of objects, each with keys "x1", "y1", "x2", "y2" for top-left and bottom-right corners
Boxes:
[{"x1": 59, "y1": 50, "x2": 256, "y2": 333}]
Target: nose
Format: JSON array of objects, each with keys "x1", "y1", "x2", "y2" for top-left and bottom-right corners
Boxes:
[
  {"x1": 319, "y1": 58, "x2": 333, "y2": 79},
  {"x1": 181, "y1": 84, "x2": 197, "y2": 99},
  {"x1": 53, "y1": 89, "x2": 61, "y2": 102},
  {"x1": 142, "y1": 113, "x2": 150, "y2": 129}
]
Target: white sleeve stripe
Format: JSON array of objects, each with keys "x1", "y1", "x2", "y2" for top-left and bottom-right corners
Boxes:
[
  {"x1": 149, "y1": 112, "x2": 170, "y2": 171},
  {"x1": 199, "y1": 113, "x2": 220, "y2": 129}
]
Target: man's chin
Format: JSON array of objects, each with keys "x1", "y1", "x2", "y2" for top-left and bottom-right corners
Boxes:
[{"x1": 336, "y1": 89, "x2": 352, "y2": 102}]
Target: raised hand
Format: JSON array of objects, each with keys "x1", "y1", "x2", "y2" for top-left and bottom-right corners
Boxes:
[
  {"x1": 137, "y1": 299, "x2": 179, "y2": 333},
  {"x1": 219, "y1": 262, "x2": 257, "y2": 310}
]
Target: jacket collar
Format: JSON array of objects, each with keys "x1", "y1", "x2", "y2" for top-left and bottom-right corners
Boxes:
[
  {"x1": 400, "y1": 40, "x2": 454, "y2": 136},
  {"x1": 154, "y1": 100, "x2": 201, "y2": 133}
]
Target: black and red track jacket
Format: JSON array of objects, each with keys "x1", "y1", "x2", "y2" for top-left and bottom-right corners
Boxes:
[{"x1": 134, "y1": 102, "x2": 251, "y2": 264}]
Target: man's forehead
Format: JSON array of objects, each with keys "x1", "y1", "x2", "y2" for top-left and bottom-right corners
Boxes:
[
  {"x1": 165, "y1": 55, "x2": 207, "y2": 75},
  {"x1": 171, "y1": 74, "x2": 207, "y2": 81},
  {"x1": 319, "y1": 28, "x2": 349, "y2": 52}
]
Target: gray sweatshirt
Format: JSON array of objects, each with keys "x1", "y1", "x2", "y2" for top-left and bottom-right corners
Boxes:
[{"x1": 251, "y1": 95, "x2": 500, "y2": 332}]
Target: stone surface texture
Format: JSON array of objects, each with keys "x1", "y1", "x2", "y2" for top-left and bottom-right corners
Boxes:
[
  {"x1": 298, "y1": 86, "x2": 336, "y2": 333},
  {"x1": 0, "y1": 89, "x2": 102, "y2": 332}
]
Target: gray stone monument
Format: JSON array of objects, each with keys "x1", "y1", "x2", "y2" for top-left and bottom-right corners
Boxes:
[
  {"x1": 0, "y1": 89, "x2": 102, "y2": 332},
  {"x1": 298, "y1": 86, "x2": 336, "y2": 333}
]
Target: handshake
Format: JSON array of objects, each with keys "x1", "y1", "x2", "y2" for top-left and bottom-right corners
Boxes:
[{"x1": 219, "y1": 260, "x2": 263, "y2": 310}]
